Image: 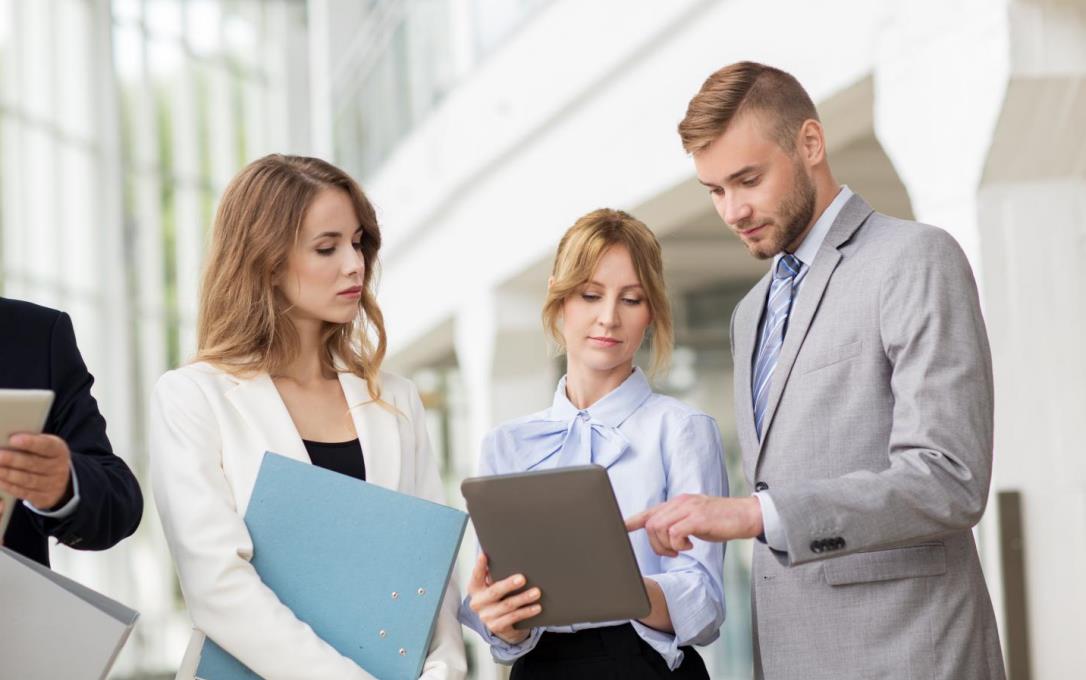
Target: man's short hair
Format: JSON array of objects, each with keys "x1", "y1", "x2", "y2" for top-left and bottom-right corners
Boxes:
[{"x1": 678, "y1": 61, "x2": 819, "y2": 154}]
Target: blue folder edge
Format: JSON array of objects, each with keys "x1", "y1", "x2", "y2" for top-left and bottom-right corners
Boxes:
[{"x1": 195, "y1": 452, "x2": 467, "y2": 680}]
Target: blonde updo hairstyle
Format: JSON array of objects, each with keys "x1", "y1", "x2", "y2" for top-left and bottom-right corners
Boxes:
[{"x1": 542, "y1": 208, "x2": 673, "y2": 376}]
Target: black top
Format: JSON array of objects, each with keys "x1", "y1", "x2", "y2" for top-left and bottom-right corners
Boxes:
[
  {"x1": 303, "y1": 438, "x2": 366, "y2": 482},
  {"x1": 0, "y1": 297, "x2": 144, "y2": 567}
]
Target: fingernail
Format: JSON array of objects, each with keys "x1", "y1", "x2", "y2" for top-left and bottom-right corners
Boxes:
[
  {"x1": 514, "y1": 575, "x2": 525, "y2": 586},
  {"x1": 532, "y1": 605, "x2": 541, "y2": 613},
  {"x1": 530, "y1": 588, "x2": 540, "y2": 597}
]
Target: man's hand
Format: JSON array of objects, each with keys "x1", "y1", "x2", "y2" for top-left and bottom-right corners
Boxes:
[
  {"x1": 625, "y1": 494, "x2": 764, "y2": 557},
  {"x1": 0, "y1": 434, "x2": 73, "y2": 511},
  {"x1": 466, "y1": 552, "x2": 542, "y2": 645}
]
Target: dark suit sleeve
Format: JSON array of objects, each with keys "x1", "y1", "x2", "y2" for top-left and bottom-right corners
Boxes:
[{"x1": 31, "y1": 312, "x2": 143, "y2": 549}]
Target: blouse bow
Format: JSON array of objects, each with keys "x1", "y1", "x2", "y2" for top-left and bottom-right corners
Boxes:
[{"x1": 508, "y1": 411, "x2": 632, "y2": 471}]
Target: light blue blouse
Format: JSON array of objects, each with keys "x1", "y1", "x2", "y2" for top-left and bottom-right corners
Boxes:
[{"x1": 458, "y1": 367, "x2": 727, "y2": 670}]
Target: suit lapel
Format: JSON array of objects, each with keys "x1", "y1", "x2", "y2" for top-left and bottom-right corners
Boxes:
[
  {"x1": 223, "y1": 371, "x2": 403, "y2": 496},
  {"x1": 339, "y1": 372, "x2": 402, "y2": 491},
  {"x1": 223, "y1": 372, "x2": 310, "y2": 513},
  {"x1": 753, "y1": 194, "x2": 874, "y2": 465},
  {"x1": 225, "y1": 372, "x2": 310, "y2": 465}
]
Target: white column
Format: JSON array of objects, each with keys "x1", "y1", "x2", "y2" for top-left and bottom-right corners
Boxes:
[
  {"x1": 307, "y1": 0, "x2": 334, "y2": 159},
  {"x1": 976, "y1": 2, "x2": 1086, "y2": 674},
  {"x1": 453, "y1": 289, "x2": 498, "y2": 471},
  {"x1": 979, "y1": 179, "x2": 1086, "y2": 679},
  {"x1": 876, "y1": 2, "x2": 1086, "y2": 677},
  {"x1": 451, "y1": 289, "x2": 502, "y2": 680},
  {"x1": 451, "y1": 283, "x2": 555, "y2": 680},
  {"x1": 873, "y1": 0, "x2": 1012, "y2": 282}
]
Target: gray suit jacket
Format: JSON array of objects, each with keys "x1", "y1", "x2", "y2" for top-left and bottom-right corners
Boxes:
[{"x1": 731, "y1": 194, "x2": 1005, "y2": 680}]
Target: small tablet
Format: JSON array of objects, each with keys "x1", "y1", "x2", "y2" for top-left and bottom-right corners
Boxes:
[
  {"x1": 0, "y1": 389, "x2": 55, "y2": 545},
  {"x1": 461, "y1": 464, "x2": 650, "y2": 629}
]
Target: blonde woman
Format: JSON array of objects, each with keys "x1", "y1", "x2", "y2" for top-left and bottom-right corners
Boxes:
[
  {"x1": 459, "y1": 209, "x2": 726, "y2": 679},
  {"x1": 150, "y1": 155, "x2": 466, "y2": 680}
]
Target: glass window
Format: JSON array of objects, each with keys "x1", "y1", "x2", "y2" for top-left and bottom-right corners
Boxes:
[{"x1": 331, "y1": 0, "x2": 457, "y2": 178}]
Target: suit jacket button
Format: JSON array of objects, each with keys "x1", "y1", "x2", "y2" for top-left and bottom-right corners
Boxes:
[{"x1": 754, "y1": 481, "x2": 769, "y2": 492}]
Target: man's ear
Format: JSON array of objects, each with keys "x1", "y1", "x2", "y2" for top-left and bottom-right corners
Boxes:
[{"x1": 798, "y1": 119, "x2": 826, "y2": 167}]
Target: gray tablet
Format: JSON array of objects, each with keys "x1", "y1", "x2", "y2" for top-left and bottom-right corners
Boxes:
[
  {"x1": 0, "y1": 389, "x2": 55, "y2": 545},
  {"x1": 461, "y1": 464, "x2": 650, "y2": 629}
]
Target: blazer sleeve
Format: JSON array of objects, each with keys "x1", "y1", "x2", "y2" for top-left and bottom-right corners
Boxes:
[
  {"x1": 768, "y1": 228, "x2": 995, "y2": 565},
  {"x1": 35, "y1": 311, "x2": 142, "y2": 549},
  {"x1": 150, "y1": 369, "x2": 378, "y2": 679},
  {"x1": 406, "y1": 382, "x2": 469, "y2": 680}
]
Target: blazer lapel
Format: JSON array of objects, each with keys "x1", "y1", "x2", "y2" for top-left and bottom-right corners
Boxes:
[
  {"x1": 339, "y1": 372, "x2": 402, "y2": 491},
  {"x1": 225, "y1": 372, "x2": 310, "y2": 464},
  {"x1": 754, "y1": 194, "x2": 874, "y2": 465},
  {"x1": 224, "y1": 372, "x2": 310, "y2": 513}
]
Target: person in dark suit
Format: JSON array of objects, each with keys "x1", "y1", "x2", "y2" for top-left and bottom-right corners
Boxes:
[{"x1": 0, "y1": 297, "x2": 142, "y2": 567}]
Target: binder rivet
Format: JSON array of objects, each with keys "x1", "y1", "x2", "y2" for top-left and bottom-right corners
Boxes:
[
  {"x1": 417, "y1": 587, "x2": 426, "y2": 596},
  {"x1": 399, "y1": 648, "x2": 407, "y2": 656},
  {"x1": 379, "y1": 630, "x2": 387, "y2": 638},
  {"x1": 391, "y1": 591, "x2": 399, "y2": 599}
]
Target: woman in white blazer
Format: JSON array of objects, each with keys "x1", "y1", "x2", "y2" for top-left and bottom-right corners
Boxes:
[{"x1": 150, "y1": 154, "x2": 466, "y2": 680}]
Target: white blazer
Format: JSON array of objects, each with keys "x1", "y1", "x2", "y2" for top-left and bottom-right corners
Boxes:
[{"x1": 150, "y1": 362, "x2": 467, "y2": 680}]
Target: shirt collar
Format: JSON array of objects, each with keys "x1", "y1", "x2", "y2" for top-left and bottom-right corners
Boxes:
[
  {"x1": 549, "y1": 366, "x2": 653, "y2": 428},
  {"x1": 781, "y1": 185, "x2": 853, "y2": 269}
]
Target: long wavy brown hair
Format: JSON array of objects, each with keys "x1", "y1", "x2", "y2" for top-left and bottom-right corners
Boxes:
[{"x1": 196, "y1": 154, "x2": 387, "y2": 402}]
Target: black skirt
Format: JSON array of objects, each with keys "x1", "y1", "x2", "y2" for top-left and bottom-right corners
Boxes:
[{"x1": 509, "y1": 624, "x2": 709, "y2": 680}]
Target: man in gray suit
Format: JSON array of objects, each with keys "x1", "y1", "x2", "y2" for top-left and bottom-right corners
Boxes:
[{"x1": 626, "y1": 62, "x2": 1006, "y2": 679}]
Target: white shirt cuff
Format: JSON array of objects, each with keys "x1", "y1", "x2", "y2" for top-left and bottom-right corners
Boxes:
[
  {"x1": 753, "y1": 491, "x2": 787, "y2": 552},
  {"x1": 24, "y1": 463, "x2": 80, "y2": 519}
]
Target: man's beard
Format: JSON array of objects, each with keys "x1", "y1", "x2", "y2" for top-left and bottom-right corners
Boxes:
[{"x1": 745, "y1": 162, "x2": 817, "y2": 260}]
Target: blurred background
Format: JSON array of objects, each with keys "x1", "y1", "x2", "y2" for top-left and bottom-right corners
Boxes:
[{"x1": 1, "y1": 0, "x2": 1083, "y2": 678}]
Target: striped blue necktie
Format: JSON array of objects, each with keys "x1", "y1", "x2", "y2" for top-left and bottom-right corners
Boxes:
[{"x1": 753, "y1": 253, "x2": 802, "y2": 439}]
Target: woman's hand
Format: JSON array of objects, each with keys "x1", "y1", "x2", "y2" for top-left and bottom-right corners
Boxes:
[
  {"x1": 638, "y1": 577, "x2": 674, "y2": 633},
  {"x1": 466, "y1": 552, "x2": 542, "y2": 645}
]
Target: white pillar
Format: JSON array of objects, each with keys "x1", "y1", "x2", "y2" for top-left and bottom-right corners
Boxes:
[
  {"x1": 451, "y1": 283, "x2": 555, "y2": 680},
  {"x1": 307, "y1": 0, "x2": 334, "y2": 159},
  {"x1": 873, "y1": 0, "x2": 1012, "y2": 282},
  {"x1": 979, "y1": 179, "x2": 1086, "y2": 679},
  {"x1": 976, "y1": 2, "x2": 1086, "y2": 673},
  {"x1": 876, "y1": 1, "x2": 1086, "y2": 677}
]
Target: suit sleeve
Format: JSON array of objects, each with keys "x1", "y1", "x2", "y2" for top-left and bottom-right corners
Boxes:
[
  {"x1": 149, "y1": 369, "x2": 378, "y2": 679},
  {"x1": 34, "y1": 311, "x2": 142, "y2": 549},
  {"x1": 768, "y1": 229, "x2": 994, "y2": 565},
  {"x1": 406, "y1": 383, "x2": 468, "y2": 680}
]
